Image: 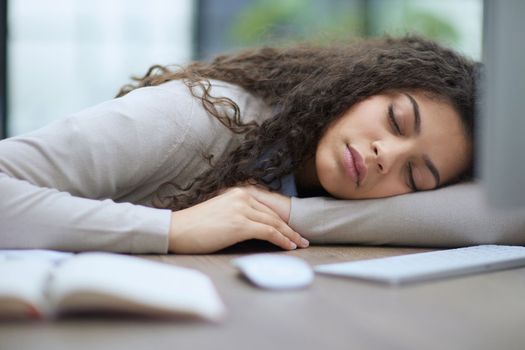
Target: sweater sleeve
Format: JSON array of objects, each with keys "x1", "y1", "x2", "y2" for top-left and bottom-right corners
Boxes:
[
  {"x1": 288, "y1": 182, "x2": 525, "y2": 247},
  {"x1": 0, "y1": 83, "x2": 199, "y2": 253}
]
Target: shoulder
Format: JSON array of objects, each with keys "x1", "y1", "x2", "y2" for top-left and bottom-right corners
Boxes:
[
  {"x1": 139, "y1": 79, "x2": 274, "y2": 195},
  {"x1": 145, "y1": 79, "x2": 272, "y2": 153},
  {"x1": 155, "y1": 79, "x2": 273, "y2": 125}
]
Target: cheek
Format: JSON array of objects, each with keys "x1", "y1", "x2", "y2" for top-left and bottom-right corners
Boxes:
[
  {"x1": 440, "y1": 148, "x2": 471, "y2": 184},
  {"x1": 315, "y1": 127, "x2": 340, "y2": 169},
  {"x1": 315, "y1": 142, "x2": 336, "y2": 183},
  {"x1": 367, "y1": 175, "x2": 410, "y2": 198},
  {"x1": 355, "y1": 173, "x2": 411, "y2": 199},
  {"x1": 357, "y1": 116, "x2": 386, "y2": 139},
  {"x1": 314, "y1": 139, "x2": 348, "y2": 197}
]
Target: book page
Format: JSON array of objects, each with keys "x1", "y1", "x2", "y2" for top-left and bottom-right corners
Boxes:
[
  {"x1": 0, "y1": 260, "x2": 54, "y2": 319},
  {"x1": 0, "y1": 249, "x2": 73, "y2": 263},
  {"x1": 47, "y1": 253, "x2": 226, "y2": 321}
]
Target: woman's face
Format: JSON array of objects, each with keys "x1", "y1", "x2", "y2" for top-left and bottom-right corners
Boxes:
[{"x1": 311, "y1": 91, "x2": 471, "y2": 199}]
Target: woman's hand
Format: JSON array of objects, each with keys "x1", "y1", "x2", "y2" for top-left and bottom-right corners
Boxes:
[
  {"x1": 239, "y1": 185, "x2": 292, "y2": 223},
  {"x1": 168, "y1": 187, "x2": 308, "y2": 254}
]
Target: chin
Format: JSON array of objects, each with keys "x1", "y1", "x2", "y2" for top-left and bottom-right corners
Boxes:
[
  {"x1": 331, "y1": 191, "x2": 358, "y2": 200},
  {"x1": 318, "y1": 179, "x2": 354, "y2": 199}
]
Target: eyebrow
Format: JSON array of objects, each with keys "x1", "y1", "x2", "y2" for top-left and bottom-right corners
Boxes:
[
  {"x1": 404, "y1": 93, "x2": 440, "y2": 188},
  {"x1": 403, "y1": 93, "x2": 421, "y2": 134}
]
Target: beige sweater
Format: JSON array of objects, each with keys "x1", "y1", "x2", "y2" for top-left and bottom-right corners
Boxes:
[{"x1": 1, "y1": 79, "x2": 524, "y2": 253}]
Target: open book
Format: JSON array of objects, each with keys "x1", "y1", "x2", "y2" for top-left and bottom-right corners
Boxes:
[{"x1": 0, "y1": 250, "x2": 226, "y2": 321}]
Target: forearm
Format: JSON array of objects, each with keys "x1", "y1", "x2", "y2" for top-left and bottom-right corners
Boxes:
[
  {"x1": 288, "y1": 183, "x2": 525, "y2": 247},
  {"x1": 0, "y1": 174, "x2": 171, "y2": 253}
]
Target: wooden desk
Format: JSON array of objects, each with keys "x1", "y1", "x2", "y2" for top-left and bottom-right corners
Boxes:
[{"x1": 1, "y1": 244, "x2": 525, "y2": 350}]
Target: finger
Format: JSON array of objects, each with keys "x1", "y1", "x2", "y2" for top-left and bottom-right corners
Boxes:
[
  {"x1": 242, "y1": 185, "x2": 292, "y2": 223},
  {"x1": 248, "y1": 221, "x2": 298, "y2": 251},
  {"x1": 224, "y1": 186, "x2": 277, "y2": 219},
  {"x1": 246, "y1": 199, "x2": 309, "y2": 248},
  {"x1": 223, "y1": 187, "x2": 308, "y2": 248},
  {"x1": 248, "y1": 196, "x2": 309, "y2": 248},
  {"x1": 247, "y1": 194, "x2": 280, "y2": 217}
]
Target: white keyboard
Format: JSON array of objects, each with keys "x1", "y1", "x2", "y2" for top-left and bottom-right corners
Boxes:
[{"x1": 314, "y1": 245, "x2": 525, "y2": 285}]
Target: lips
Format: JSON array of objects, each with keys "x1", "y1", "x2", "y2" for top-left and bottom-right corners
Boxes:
[{"x1": 343, "y1": 145, "x2": 368, "y2": 185}]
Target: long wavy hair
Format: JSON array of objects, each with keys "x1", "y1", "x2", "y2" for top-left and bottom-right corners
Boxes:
[{"x1": 117, "y1": 35, "x2": 480, "y2": 210}]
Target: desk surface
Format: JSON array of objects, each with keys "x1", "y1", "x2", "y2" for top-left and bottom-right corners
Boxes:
[{"x1": 1, "y1": 244, "x2": 525, "y2": 350}]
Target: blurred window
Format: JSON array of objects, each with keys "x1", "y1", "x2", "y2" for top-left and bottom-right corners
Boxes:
[
  {"x1": 8, "y1": 0, "x2": 194, "y2": 136},
  {"x1": 6, "y1": 0, "x2": 482, "y2": 136},
  {"x1": 197, "y1": 0, "x2": 482, "y2": 60}
]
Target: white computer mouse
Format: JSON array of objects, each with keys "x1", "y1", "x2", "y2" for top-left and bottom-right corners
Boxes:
[{"x1": 232, "y1": 254, "x2": 314, "y2": 290}]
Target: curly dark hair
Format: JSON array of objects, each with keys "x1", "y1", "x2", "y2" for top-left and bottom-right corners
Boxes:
[{"x1": 116, "y1": 35, "x2": 480, "y2": 210}]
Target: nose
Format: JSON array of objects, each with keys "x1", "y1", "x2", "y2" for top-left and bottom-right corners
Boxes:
[{"x1": 371, "y1": 140, "x2": 410, "y2": 174}]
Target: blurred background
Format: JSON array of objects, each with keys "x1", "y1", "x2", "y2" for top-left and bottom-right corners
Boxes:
[{"x1": 0, "y1": 0, "x2": 482, "y2": 137}]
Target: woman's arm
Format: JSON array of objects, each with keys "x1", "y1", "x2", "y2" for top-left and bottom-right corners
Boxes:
[
  {"x1": 288, "y1": 182, "x2": 525, "y2": 247},
  {"x1": 0, "y1": 81, "x2": 307, "y2": 253},
  {"x1": 0, "y1": 85, "x2": 186, "y2": 253},
  {"x1": 242, "y1": 182, "x2": 525, "y2": 247}
]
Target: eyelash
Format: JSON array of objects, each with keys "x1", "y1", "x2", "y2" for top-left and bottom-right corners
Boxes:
[
  {"x1": 407, "y1": 162, "x2": 417, "y2": 192},
  {"x1": 388, "y1": 104, "x2": 402, "y2": 135},
  {"x1": 388, "y1": 104, "x2": 417, "y2": 191}
]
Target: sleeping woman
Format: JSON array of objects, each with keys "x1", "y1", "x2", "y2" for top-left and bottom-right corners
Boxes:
[{"x1": 0, "y1": 36, "x2": 482, "y2": 254}]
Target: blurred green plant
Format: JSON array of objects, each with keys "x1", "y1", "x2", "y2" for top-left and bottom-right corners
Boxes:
[
  {"x1": 229, "y1": 0, "x2": 362, "y2": 47},
  {"x1": 380, "y1": 3, "x2": 459, "y2": 44},
  {"x1": 228, "y1": 0, "x2": 459, "y2": 48}
]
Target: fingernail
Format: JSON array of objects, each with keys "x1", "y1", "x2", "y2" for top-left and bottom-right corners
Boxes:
[
  {"x1": 300, "y1": 238, "x2": 310, "y2": 247},
  {"x1": 290, "y1": 242, "x2": 297, "y2": 249}
]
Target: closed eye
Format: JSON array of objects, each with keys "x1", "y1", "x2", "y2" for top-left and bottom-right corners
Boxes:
[
  {"x1": 407, "y1": 162, "x2": 418, "y2": 192},
  {"x1": 388, "y1": 104, "x2": 402, "y2": 135}
]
